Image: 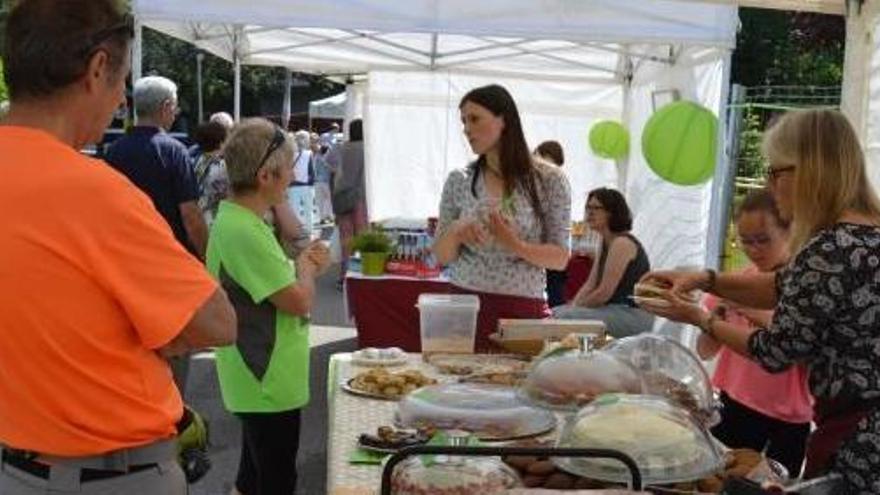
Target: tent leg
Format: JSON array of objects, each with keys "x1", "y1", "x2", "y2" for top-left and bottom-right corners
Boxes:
[
  {"x1": 705, "y1": 52, "x2": 735, "y2": 270},
  {"x1": 233, "y1": 26, "x2": 242, "y2": 122},
  {"x1": 131, "y1": 17, "x2": 142, "y2": 119},
  {"x1": 282, "y1": 70, "x2": 292, "y2": 130},
  {"x1": 196, "y1": 52, "x2": 204, "y2": 124}
]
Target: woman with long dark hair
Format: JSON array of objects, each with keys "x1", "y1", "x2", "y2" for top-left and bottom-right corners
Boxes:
[{"x1": 434, "y1": 84, "x2": 571, "y2": 351}]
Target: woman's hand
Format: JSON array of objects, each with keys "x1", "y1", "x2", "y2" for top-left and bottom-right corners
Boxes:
[
  {"x1": 454, "y1": 218, "x2": 490, "y2": 247},
  {"x1": 639, "y1": 269, "x2": 709, "y2": 298},
  {"x1": 298, "y1": 240, "x2": 331, "y2": 275},
  {"x1": 487, "y1": 210, "x2": 521, "y2": 252}
]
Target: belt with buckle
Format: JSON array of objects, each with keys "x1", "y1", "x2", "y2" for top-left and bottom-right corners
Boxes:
[
  {"x1": 0, "y1": 438, "x2": 175, "y2": 484},
  {"x1": 1, "y1": 450, "x2": 156, "y2": 482}
]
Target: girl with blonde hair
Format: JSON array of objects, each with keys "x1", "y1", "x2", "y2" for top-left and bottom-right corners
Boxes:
[{"x1": 638, "y1": 109, "x2": 880, "y2": 493}]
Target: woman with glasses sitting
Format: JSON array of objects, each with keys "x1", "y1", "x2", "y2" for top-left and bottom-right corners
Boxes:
[
  {"x1": 552, "y1": 187, "x2": 655, "y2": 337},
  {"x1": 206, "y1": 119, "x2": 331, "y2": 495},
  {"x1": 699, "y1": 189, "x2": 812, "y2": 477}
]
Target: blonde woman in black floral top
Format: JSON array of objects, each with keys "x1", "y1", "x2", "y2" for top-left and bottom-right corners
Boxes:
[{"x1": 638, "y1": 109, "x2": 880, "y2": 493}]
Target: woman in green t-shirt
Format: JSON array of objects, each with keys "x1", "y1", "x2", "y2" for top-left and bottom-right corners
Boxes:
[{"x1": 206, "y1": 118, "x2": 331, "y2": 495}]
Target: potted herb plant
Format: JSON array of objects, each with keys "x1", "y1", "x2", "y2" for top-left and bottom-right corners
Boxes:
[{"x1": 351, "y1": 229, "x2": 394, "y2": 276}]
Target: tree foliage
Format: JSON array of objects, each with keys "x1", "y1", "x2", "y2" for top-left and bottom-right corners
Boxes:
[
  {"x1": 0, "y1": 58, "x2": 7, "y2": 102},
  {"x1": 732, "y1": 9, "x2": 844, "y2": 87},
  {"x1": 736, "y1": 107, "x2": 765, "y2": 179},
  {"x1": 142, "y1": 28, "x2": 341, "y2": 133}
]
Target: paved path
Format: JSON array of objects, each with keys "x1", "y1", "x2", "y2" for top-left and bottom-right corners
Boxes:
[{"x1": 188, "y1": 266, "x2": 356, "y2": 495}]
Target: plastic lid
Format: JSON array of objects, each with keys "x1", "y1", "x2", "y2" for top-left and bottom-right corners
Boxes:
[
  {"x1": 554, "y1": 393, "x2": 724, "y2": 484},
  {"x1": 604, "y1": 334, "x2": 716, "y2": 425},
  {"x1": 395, "y1": 383, "x2": 556, "y2": 440},
  {"x1": 518, "y1": 344, "x2": 644, "y2": 412},
  {"x1": 416, "y1": 293, "x2": 480, "y2": 309}
]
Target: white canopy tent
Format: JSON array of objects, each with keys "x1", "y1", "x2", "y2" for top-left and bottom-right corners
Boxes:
[{"x1": 134, "y1": 0, "x2": 738, "y2": 271}]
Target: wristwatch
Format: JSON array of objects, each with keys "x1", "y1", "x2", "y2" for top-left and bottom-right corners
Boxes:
[{"x1": 698, "y1": 268, "x2": 717, "y2": 293}]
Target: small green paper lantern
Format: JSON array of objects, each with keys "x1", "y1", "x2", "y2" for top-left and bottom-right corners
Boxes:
[
  {"x1": 589, "y1": 120, "x2": 629, "y2": 160},
  {"x1": 641, "y1": 101, "x2": 718, "y2": 186}
]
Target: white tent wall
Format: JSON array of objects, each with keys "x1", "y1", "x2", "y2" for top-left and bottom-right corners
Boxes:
[
  {"x1": 364, "y1": 70, "x2": 622, "y2": 222},
  {"x1": 624, "y1": 46, "x2": 730, "y2": 271}
]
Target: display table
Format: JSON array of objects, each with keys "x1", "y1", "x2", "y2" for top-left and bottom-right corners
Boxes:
[
  {"x1": 345, "y1": 255, "x2": 593, "y2": 352},
  {"x1": 325, "y1": 352, "x2": 563, "y2": 495},
  {"x1": 326, "y1": 353, "x2": 427, "y2": 494}
]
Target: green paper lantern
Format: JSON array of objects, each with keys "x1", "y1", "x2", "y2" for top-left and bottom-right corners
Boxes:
[
  {"x1": 641, "y1": 101, "x2": 718, "y2": 186},
  {"x1": 589, "y1": 120, "x2": 629, "y2": 160}
]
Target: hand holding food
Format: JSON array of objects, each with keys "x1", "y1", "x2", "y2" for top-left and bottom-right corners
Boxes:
[
  {"x1": 298, "y1": 240, "x2": 331, "y2": 274},
  {"x1": 454, "y1": 218, "x2": 490, "y2": 247},
  {"x1": 639, "y1": 270, "x2": 709, "y2": 299},
  {"x1": 487, "y1": 210, "x2": 521, "y2": 252}
]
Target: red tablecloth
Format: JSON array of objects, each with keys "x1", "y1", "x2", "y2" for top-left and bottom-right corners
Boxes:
[
  {"x1": 345, "y1": 274, "x2": 451, "y2": 352},
  {"x1": 564, "y1": 254, "x2": 594, "y2": 302},
  {"x1": 346, "y1": 254, "x2": 593, "y2": 351}
]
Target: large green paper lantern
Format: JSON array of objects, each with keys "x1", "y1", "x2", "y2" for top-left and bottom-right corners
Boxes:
[
  {"x1": 641, "y1": 101, "x2": 718, "y2": 186},
  {"x1": 589, "y1": 120, "x2": 629, "y2": 160}
]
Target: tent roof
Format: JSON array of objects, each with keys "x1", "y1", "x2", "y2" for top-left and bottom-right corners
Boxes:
[{"x1": 136, "y1": 0, "x2": 738, "y2": 82}]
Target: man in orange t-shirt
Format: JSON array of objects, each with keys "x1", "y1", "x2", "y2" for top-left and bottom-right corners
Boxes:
[{"x1": 0, "y1": 1, "x2": 236, "y2": 494}]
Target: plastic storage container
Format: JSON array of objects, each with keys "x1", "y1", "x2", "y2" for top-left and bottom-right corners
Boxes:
[
  {"x1": 554, "y1": 393, "x2": 725, "y2": 485},
  {"x1": 417, "y1": 294, "x2": 480, "y2": 354}
]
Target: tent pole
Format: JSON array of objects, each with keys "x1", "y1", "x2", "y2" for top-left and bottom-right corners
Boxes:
[
  {"x1": 233, "y1": 26, "x2": 242, "y2": 121},
  {"x1": 841, "y1": 0, "x2": 869, "y2": 141},
  {"x1": 196, "y1": 52, "x2": 204, "y2": 124},
  {"x1": 705, "y1": 51, "x2": 735, "y2": 270},
  {"x1": 131, "y1": 16, "x2": 143, "y2": 119},
  {"x1": 282, "y1": 70, "x2": 292, "y2": 130},
  {"x1": 619, "y1": 53, "x2": 633, "y2": 194}
]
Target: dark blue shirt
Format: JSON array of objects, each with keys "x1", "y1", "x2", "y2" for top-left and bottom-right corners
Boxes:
[{"x1": 105, "y1": 126, "x2": 199, "y2": 254}]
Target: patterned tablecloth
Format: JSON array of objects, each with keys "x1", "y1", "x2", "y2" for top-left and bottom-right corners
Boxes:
[{"x1": 326, "y1": 353, "x2": 431, "y2": 494}]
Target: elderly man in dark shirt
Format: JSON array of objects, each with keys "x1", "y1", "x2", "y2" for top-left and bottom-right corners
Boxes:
[
  {"x1": 105, "y1": 76, "x2": 208, "y2": 259},
  {"x1": 105, "y1": 75, "x2": 209, "y2": 394}
]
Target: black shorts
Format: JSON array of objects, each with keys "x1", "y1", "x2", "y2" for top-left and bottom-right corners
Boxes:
[{"x1": 235, "y1": 409, "x2": 302, "y2": 495}]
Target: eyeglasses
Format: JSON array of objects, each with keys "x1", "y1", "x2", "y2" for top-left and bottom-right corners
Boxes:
[
  {"x1": 254, "y1": 126, "x2": 286, "y2": 178},
  {"x1": 765, "y1": 165, "x2": 796, "y2": 182},
  {"x1": 585, "y1": 204, "x2": 605, "y2": 212},
  {"x1": 738, "y1": 234, "x2": 772, "y2": 248}
]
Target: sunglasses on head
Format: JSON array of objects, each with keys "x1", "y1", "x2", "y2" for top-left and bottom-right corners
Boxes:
[
  {"x1": 79, "y1": 14, "x2": 135, "y2": 59},
  {"x1": 254, "y1": 126, "x2": 286, "y2": 178}
]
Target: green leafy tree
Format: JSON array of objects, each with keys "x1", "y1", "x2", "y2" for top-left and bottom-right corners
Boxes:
[
  {"x1": 733, "y1": 9, "x2": 844, "y2": 87},
  {"x1": 0, "y1": 58, "x2": 7, "y2": 102},
  {"x1": 736, "y1": 107, "x2": 765, "y2": 179},
  {"x1": 142, "y1": 28, "x2": 341, "y2": 132}
]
